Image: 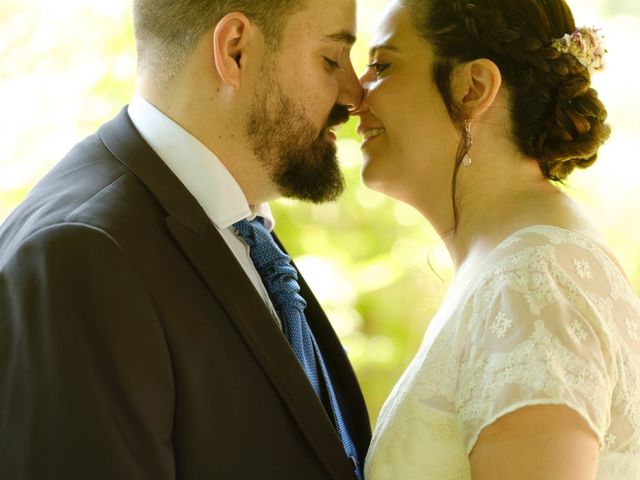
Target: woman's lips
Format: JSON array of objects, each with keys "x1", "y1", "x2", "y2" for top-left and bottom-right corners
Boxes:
[{"x1": 358, "y1": 127, "x2": 386, "y2": 147}]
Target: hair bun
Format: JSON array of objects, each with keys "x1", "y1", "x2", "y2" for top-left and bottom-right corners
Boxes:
[{"x1": 533, "y1": 53, "x2": 611, "y2": 180}]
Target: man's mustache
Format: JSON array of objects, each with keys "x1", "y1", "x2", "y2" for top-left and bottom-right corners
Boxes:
[{"x1": 326, "y1": 104, "x2": 351, "y2": 130}]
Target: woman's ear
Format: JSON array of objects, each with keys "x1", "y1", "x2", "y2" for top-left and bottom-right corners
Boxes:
[
  {"x1": 453, "y1": 59, "x2": 502, "y2": 120},
  {"x1": 212, "y1": 13, "x2": 255, "y2": 87}
]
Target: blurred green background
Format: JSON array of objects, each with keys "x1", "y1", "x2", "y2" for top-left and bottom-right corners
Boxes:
[{"x1": 1, "y1": 0, "x2": 639, "y2": 424}]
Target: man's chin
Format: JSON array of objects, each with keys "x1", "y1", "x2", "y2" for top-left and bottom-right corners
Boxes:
[
  {"x1": 277, "y1": 179, "x2": 345, "y2": 204},
  {"x1": 275, "y1": 166, "x2": 345, "y2": 203}
]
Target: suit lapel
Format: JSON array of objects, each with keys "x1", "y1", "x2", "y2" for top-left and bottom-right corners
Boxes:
[
  {"x1": 99, "y1": 108, "x2": 360, "y2": 479},
  {"x1": 167, "y1": 219, "x2": 358, "y2": 478},
  {"x1": 272, "y1": 235, "x2": 371, "y2": 459},
  {"x1": 289, "y1": 251, "x2": 372, "y2": 462}
]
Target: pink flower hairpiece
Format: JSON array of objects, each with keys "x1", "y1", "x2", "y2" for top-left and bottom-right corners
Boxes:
[{"x1": 550, "y1": 26, "x2": 606, "y2": 73}]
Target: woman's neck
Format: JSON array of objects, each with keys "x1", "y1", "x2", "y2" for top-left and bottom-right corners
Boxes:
[{"x1": 429, "y1": 154, "x2": 580, "y2": 269}]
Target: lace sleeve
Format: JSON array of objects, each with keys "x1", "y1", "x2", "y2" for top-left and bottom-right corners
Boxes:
[{"x1": 455, "y1": 237, "x2": 619, "y2": 455}]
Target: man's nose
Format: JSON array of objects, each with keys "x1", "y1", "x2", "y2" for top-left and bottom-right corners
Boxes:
[{"x1": 336, "y1": 63, "x2": 364, "y2": 112}]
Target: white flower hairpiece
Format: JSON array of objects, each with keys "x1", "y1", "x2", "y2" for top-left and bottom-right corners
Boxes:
[{"x1": 551, "y1": 27, "x2": 606, "y2": 73}]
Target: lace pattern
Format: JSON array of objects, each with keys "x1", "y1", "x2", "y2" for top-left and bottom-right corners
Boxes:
[{"x1": 365, "y1": 226, "x2": 640, "y2": 480}]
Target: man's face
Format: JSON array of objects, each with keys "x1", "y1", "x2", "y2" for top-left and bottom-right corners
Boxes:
[{"x1": 247, "y1": 0, "x2": 362, "y2": 203}]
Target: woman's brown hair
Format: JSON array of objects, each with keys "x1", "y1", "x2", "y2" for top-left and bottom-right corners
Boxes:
[{"x1": 404, "y1": 0, "x2": 611, "y2": 229}]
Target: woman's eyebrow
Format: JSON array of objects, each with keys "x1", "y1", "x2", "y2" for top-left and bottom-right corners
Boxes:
[{"x1": 369, "y1": 43, "x2": 401, "y2": 57}]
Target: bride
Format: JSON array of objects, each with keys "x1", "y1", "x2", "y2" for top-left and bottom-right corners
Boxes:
[{"x1": 354, "y1": 0, "x2": 639, "y2": 479}]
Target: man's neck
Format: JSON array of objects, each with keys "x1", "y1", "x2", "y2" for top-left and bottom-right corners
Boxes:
[{"x1": 137, "y1": 83, "x2": 278, "y2": 207}]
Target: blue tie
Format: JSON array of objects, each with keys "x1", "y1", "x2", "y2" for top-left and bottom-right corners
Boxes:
[{"x1": 233, "y1": 218, "x2": 362, "y2": 480}]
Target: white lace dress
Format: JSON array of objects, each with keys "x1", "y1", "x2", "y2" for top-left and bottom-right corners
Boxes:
[{"x1": 364, "y1": 225, "x2": 640, "y2": 480}]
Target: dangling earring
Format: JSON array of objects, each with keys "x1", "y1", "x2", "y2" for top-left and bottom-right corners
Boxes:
[{"x1": 462, "y1": 120, "x2": 473, "y2": 167}]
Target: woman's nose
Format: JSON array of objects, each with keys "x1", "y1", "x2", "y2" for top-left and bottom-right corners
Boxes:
[{"x1": 351, "y1": 70, "x2": 372, "y2": 116}]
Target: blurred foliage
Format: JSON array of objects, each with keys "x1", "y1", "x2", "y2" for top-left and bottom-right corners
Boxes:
[{"x1": 1, "y1": 0, "x2": 639, "y2": 423}]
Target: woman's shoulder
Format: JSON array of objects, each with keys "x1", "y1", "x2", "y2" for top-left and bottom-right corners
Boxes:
[
  {"x1": 480, "y1": 224, "x2": 636, "y2": 299},
  {"x1": 466, "y1": 223, "x2": 640, "y2": 347},
  {"x1": 488, "y1": 224, "x2": 613, "y2": 262},
  {"x1": 454, "y1": 225, "x2": 640, "y2": 456}
]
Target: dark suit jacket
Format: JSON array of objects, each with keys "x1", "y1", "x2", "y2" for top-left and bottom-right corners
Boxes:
[{"x1": 0, "y1": 108, "x2": 371, "y2": 479}]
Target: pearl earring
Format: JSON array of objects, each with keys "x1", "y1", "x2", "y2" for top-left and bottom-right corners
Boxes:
[{"x1": 462, "y1": 120, "x2": 473, "y2": 167}]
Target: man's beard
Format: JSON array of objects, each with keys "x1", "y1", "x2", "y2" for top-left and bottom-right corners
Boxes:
[{"x1": 247, "y1": 71, "x2": 350, "y2": 203}]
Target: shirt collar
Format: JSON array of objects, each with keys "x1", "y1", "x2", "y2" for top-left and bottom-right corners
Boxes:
[{"x1": 127, "y1": 94, "x2": 274, "y2": 231}]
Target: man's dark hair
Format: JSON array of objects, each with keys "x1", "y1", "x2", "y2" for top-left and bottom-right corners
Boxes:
[{"x1": 133, "y1": 0, "x2": 305, "y2": 77}]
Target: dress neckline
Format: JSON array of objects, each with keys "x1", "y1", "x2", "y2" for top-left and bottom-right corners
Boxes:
[{"x1": 492, "y1": 224, "x2": 599, "y2": 251}]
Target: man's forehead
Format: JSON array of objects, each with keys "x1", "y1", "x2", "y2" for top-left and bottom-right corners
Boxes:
[
  {"x1": 290, "y1": 0, "x2": 357, "y2": 42},
  {"x1": 323, "y1": 31, "x2": 357, "y2": 46},
  {"x1": 303, "y1": 0, "x2": 357, "y2": 17}
]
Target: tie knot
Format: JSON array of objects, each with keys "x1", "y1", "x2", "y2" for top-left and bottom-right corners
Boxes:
[
  {"x1": 232, "y1": 217, "x2": 266, "y2": 245},
  {"x1": 233, "y1": 218, "x2": 306, "y2": 311},
  {"x1": 233, "y1": 218, "x2": 286, "y2": 268}
]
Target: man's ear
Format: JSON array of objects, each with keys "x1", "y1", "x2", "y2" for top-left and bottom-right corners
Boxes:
[
  {"x1": 212, "y1": 13, "x2": 255, "y2": 87},
  {"x1": 453, "y1": 58, "x2": 502, "y2": 120}
]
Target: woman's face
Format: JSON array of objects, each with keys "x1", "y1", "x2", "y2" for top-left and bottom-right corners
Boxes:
[{"x1": 356, "y1": 0, "x2": 460, "y2": 205}]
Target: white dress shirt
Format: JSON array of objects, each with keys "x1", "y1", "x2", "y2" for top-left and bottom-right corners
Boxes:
[{"x1": 127, "y1": 94, "x2": 281, "y2": 326}]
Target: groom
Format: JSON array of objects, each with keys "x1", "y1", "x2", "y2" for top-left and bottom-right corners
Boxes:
[{"x1": 0, "y1": 0, "x2": 370, "y2": 478}]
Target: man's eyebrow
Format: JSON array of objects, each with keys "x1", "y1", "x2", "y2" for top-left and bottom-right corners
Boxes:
[
  {"x1": 324, "y1": 30, "x2": 357, "y2": 46},
  {"x1": 369, "y1": 44, "x2": 401, "y2": 56}
]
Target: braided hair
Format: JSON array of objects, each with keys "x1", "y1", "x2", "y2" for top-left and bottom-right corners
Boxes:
[{"x1": 404, "y1": 0, "x2": 611, "y2": 229}]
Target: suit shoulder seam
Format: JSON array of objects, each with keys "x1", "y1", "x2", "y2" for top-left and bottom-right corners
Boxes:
[{"x1": 63, "y1": 169, "x2": 130, "y2": 222}]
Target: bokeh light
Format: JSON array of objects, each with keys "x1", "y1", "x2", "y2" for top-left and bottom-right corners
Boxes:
[{"x1": 1, "y1": 0, "x2": 639, "y2": 423}]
